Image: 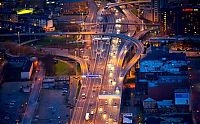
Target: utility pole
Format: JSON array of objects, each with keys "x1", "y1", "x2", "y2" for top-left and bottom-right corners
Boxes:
[{"x1": 17, "y1": 31, "x2": 21, "y2": 55}]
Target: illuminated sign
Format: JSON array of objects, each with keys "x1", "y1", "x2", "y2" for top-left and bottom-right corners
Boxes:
[
  {"x1": 175, "y1": 93, "x2": 190, "y2": 105},
  {"x1": 17, "y1": 9, "x2": 33, "y2": 15},
  {"x1": 82, "y1": 75, "x2": 101, "y2": 78},
  {"x1": 182, "y1": 8, "x2": 199, "y2": 12}
]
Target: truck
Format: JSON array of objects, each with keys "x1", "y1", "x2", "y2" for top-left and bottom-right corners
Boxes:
[{"x1": 85, "y1": 113, "x2": 90, "y2": 121}]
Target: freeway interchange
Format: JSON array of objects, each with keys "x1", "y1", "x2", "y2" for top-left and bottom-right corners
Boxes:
[
  {"x1": 14, "y1": 0, "x2": 157, "y2": 124},
  {"x1": 70, "y1": 1, "x2": 147, "y2": 124}
]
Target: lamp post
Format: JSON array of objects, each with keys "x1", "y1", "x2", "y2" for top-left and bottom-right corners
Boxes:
[
  {"x1": 17, "y1": 31, "x2": 21, "y2": 55},
  {"x1": 75, "y1": 50, "x2": 77, "y2": 76}
]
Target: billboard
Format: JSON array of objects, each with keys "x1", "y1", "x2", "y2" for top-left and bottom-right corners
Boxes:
[{"x1": 175, "y1": 93, "x2": 190, "y2": 105}]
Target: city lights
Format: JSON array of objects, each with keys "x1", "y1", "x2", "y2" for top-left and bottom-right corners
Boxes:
[{"x1": 0, "y1": 0, "x2": 199, "y2": 123}]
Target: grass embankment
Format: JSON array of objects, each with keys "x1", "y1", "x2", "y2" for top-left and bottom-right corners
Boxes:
[
  {"x1": 55, "y1": 61, "x2": 75, "y2": 76},
  {"x1": 35, "y1": 36, "x2": 84, "y2": 49},
  {"x1": 55, "y1": 61, "x2": 81, "y2": 76},
  {"x1": 35, "y1": 36, "x2": 73, "y2": 47}
]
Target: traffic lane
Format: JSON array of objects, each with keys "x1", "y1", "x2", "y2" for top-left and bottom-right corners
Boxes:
[
  {"x1": 78, "y1": 39, "x2": 104, "y2": 121},
  {"x1": 78, "y1": 51, "x2": 101, "y2": 123},
  {"x1": 95, "y1": 99, "x2": 120, "y2": 124},
  {"x1": 82, "y1": 58, "x2": 105, "y2": 123},
  {"x1": 83, "y1": 50, "x2": 109, "y2": 123},
  {"x1": 71, "y1": 107, "x2": 84, "y2": 124},
  {"x1": 71, "y1": 77, "x2": 89, "y2": 123},
  {"x1": 95, "y1": 99, "x2": 115, "y2": 124},
  {"x1": 86, "y1": 0, "x2": 98, "y2": 23},
  {"x1": 81, "y1": 80, "x2": 101, "y2": 123},
  {"x1": 89, "y1": 61, "x2": 110, "y2": 123},
  {"x1": 77, "y1": 78, "x2": 94, "y2": 123},
  {"x1": 22, "y1": 64, "x2": 44, "y2": 124}
]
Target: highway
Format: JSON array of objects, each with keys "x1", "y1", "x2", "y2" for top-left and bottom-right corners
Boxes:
[
  {"x1": 71, "y1": 5, "x2": 120, "y2": 124},
  {"x1": 71, "y1": 3, "x2": 145, "y2": 123},
  {"x1": 21, "y1": 1, "x2": 149, "y2": 123},
  {"x1": 86, "y1": 0, "x2": 98, "y2": 23},
  {"x1": 106, "y1": 0, "x2": 151, "y2": 9},
  {"x1": 78, "y1": 22, "x2": 159, "y2": 26},
  {"x1": 15, "y1": 5, "x2": 145, "y2": 124},
  {"x1": 71, "y1": 38, "x2": 111, "y2": 124},
  {"x1": 22, "y1": 62, "x2": 45, "y2": 124}
]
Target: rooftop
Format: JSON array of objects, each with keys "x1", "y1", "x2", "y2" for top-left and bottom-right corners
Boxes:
[
  {"x1": 8, "y1": 56, "x2": 33, "y2": 72},
  {"x1": 142, "y1": 47, "x2": 187, "y2": 61},
  {"x1": 146, "y1": 83, "x2": 189, "y2": 101},
  {"x1": 144, "y1": 97, "x2": 156, "y2": 102},
  {"x1": 61, "y1": 0, "x2": 86, "y2": 2},
  {"x1": 140, "y1": 46, "x2": 188, "y2": 73}
]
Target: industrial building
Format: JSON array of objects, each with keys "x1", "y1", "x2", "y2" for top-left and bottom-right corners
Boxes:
[{"x1": 3, "y1": 56, "x2": 34, "y2": 81}]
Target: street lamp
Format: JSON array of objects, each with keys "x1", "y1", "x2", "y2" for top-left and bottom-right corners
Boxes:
[{"x1": 75, "y1": 51, "x2": 78, "y2": 76}]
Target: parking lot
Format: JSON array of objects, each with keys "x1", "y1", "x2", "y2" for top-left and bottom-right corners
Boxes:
[
  {"x1": 32, "y1": 89, "x2": 70, "y2": 124},
  {"x1": 0, "y1": 81, "x2": 31, "y2": 124}
]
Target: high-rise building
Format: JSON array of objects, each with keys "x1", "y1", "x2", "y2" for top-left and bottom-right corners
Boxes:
[
  {"x1": 151, "y1": 0, "x2": 159, "y2": 22},
  {"x1": 61, "y1": 0, "x2": 89, "y2": 15},
  {"x1": 45, "y1": 0, "x2": 61, "y2": 15},
  {"x1": 160, "y1": 6, "x2": 200, "y2": 36}
]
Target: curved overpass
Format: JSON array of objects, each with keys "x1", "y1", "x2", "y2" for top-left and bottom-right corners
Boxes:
[
  {"x1": 106, "y1": 0, "x2": 151, "y2": 9},
  {"x1": 79, "y1": 22, "x2": 159, "y2": 26},
  {"x1": 0, "y1": 32, "x2": 144, "y2": 64},
  {"x1": 119, "y1": 28, "x2": 159, "y2": 78},
  {"x1": 0, "y1": 31, "x2": 144, "y2": 79},
  {"x1": 2, "y1": 31, "x2": 143, "y2": 123},
  {"x1": 42, "y1": 48, "x2": 89, "y2": 75}
]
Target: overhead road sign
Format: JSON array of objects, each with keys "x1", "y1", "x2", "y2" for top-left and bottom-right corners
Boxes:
[{"x1": 81, "y1": 75, "x2": 102, "y2": 78}]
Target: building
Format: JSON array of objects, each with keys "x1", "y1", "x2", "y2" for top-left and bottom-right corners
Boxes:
[
  {"x1": 0, "y1": 9, "x2": 18, "y2": 22},
  {"x1": 137, "y1": 0, "x2": 160, "y2": 22},
  {"x1": 44, "y1": 0, "x2": 61, "y2": 16},
  {"x1": 139, "y1": 46, "x2": 188, "y2": 84},
  {"x1": 0, "y1": 50, "x2": 6, "y2": 84},
  {"x1": 122, "y1": 113, "x2": 133, "y2": 124},
  {"x1": 0, "y1": 0, "x2": 17, "y2": 9},
  {"x1": 24, "y1": 0, "x2": 45, "y2": 9},
  {"x1": 18, "y1": 14, "x2": 55, "y2": 31},
  {"x1": 61, "y1": 0, "x2": 89, "y2": 15},
  {"x1": 144, "y1": 113, "x2": 193, "y2": 124},
  {"x1": 135, "y1": 79, "x2": 148, "y2": 95},
  {"x1": 143, "y1": 97, "x2": 157, "y2": 113},
  {"x1": 139, "y1": 46, "x2": 190, "y2": 109},
  {"x1": 174, "y1": 89, "x2": 191, "y2": 112},
  {"x1": 151, "y1": 0, "x2": 160, "y2": 22},
  {"x1": 0, "y1": 20, "x2": 44, "y2": 33},
  {"x1": 3, "y1": 56, "x2": 34, "y2": 81},
  {"x1": 160, "y1": 5, "x2": 200, "y2": 36}
]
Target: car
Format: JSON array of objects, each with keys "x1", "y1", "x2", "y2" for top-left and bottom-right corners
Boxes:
[
  {"x1": 90, "y1": 110, "x2": 94, "y2": 115},
  {"x1": 63, "y1": 90, "x2": 68, "y2": 93},
  {"x1": 85, "y1": 113, "x2": 90, "y2": 121},
  {"x1": 92, "y1": 88, "x2": 96, "y2": 92},
  {"x1": 82, "y1": 93, "x2": 86, "y2": 99},
  {"x1": 9, "y1": 102, "x2": 15, "y2": 105},
  {"x1": 104, "y1": 5, "x2": 108, "y2": 9}
]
